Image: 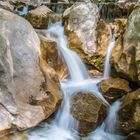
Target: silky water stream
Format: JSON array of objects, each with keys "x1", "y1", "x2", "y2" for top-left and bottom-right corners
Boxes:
[{"x1": 27, "y1": 23, "x2": 123, "y2": 140}]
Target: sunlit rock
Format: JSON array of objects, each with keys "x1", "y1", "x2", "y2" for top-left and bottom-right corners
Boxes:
[{"x1": 0, "y1": 8, "x2": 61, "y2": 135}]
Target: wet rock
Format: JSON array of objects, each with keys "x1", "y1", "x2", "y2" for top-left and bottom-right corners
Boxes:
[
  {"x1": 70, "y1": 92, "x2": 107, "y2": 134},
  {"x1": 25, "y1": 5, "x2": 62, "y2": 29},
  {"x1": 117, "y1": 88, "x2": 140, "y2": 134},
  {"x1": 99, "y1": 77, "x2": 131, "y2": 103},
  {"x1": 112, "y1": 6, "x2": 140, "y2": 82},
  {"x1": 37, "y1": 30, "x2": 67, "y2": 80},
  {"x1": 0, "y1": 8, "x2": 61, "y2": 135},
  {"x1": 89, "y1": 69, "x2": 103, "y2": 77}
]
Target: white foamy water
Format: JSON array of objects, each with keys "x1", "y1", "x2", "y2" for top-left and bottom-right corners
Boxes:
[{"x1": 27, "y1": 23, "x2": 123, "y2": 140}]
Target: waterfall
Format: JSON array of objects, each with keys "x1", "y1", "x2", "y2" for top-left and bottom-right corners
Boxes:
[
  {"x1": 26, "y1": 23, "x2": 123, "y2": 140},
  {"x1": 103, "y1": 26, "x2": 115, "y2": 79}
]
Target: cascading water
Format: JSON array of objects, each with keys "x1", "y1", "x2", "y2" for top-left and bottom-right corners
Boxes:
[
  {"x1": 103, "y1": 26, "x2": 115, "y2": 79},
  {"x1": 27, "y1": 23, "x2": 123, "y2": 140}
]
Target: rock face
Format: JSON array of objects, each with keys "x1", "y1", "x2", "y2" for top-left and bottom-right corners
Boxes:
[
  {"x1": 117, "y1": 88, "x2": 140, "y2": 134},
  {"x1": 70, "y1": 92, "x2": 107, "y2": 134},
  {"x1": 99, "y1": 77, "x2": 131, "y2": 103},
  {"x1": 112, "y1": 6, "x2": 140, "y2": 82},
  {"x1": 25, "y1": 5, "x2": 62, "y2": 29},
  {"x1": 0, "y1": 8, "x2": 61, "y2": 135}
]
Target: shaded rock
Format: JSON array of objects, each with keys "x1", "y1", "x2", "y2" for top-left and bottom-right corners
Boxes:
[
  {"x1": 127, "y1": 132, "x2": 140, "y2": 140},
  {"x1": 70, "y1": 92, "x2": 107, "y2": 134},
  {"x1": 25, "y1": 5, "x2": 62, "y2": 29},
  {"x1": 99, "y1": 77, "x2": 131, "y2": 103},
  {"x1": 112, "y1": 6, "x2": 140, "y2": 82},
  {"x1": 0, "y1": 8, "x2": 61, "y2": 135},
  {"x1": 117, "y1": 88, "x2": 140, "y2": 134}
]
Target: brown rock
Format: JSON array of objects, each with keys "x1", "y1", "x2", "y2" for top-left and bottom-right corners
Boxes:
[
  {"x1": 117, "y1": 88, "x2": 140, "y2": 134},
  {"x1": 25, "y1": 5, "x2": 62, "y2": 29},
  {"x1": 70, "y1": 92, "x2": 107, "y2": 134},
  {"x1": 112, "y1": 6, "x2": 140, "y2": 82},
  {"x1": 99, "y1": 77, "x2": 131, "y2": 103}
]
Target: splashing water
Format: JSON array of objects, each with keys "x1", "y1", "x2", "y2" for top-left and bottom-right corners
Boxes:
[{"x1": 27, "y1": 23, "x2": 123, "y2": 140}]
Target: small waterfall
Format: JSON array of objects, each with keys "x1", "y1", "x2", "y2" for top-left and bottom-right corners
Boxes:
[
  {"x1": 48, "y1": 23, "x2": 89, "y2": 82},
  {"x1": 103, "y1": 26, "x2": 115, "y2": 79}
]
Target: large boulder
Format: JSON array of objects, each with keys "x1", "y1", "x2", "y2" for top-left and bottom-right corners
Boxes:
[
  {"x1": 117, "y1": 88, "x2": 140, "y2": 134},
  {"x1": 25, "y1": 5, "x2": 62, "y2": 29},
  {"x1": 0, "y1": 8, "x2": 61, "y2": 135},
  {"x1": 99, "y1": 77, "x2": 131, "y2": 103},
  {"x1": 63, "y1": 0, "x2": 110, "y2": 71},
  {"x1": 70, "y1": 92, "x2": 107, "y2": 134},
  {"x1": 112, "y1": 6, "x2": 140, "y2": 82}
]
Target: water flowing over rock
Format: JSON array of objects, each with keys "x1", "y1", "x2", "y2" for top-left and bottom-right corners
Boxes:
[
  {"x1": 63, "y1": 1, "x2": 115, "y2": 71},
  {"x1": 37, "y1": 30, "x2": 67, "y2": 79},
  {"x1": 99, "y1": 77, "x2": 131, "y2": 103},
  {"x1": 25, "y1": 5, "x2": 62, "y2": 29},
  {"x1": 0, "y1": 8, "x2": 61, "y2": 135},
  {"x1": 117, "y1": 88, "x2": 140, "y2": 135},
  {"x1": 112, "y1": 5, "x2": 140, "y2": 82},
  {"x1": 70, "y1": 92, "x2": 107, "y2": 134}
]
